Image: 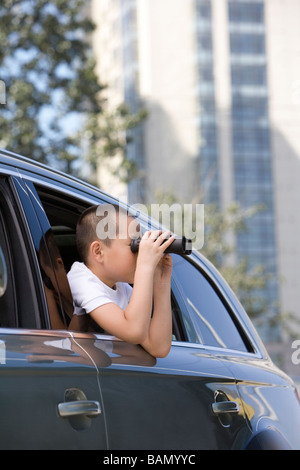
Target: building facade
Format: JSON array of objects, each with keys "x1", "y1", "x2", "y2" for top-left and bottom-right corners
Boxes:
[{"x1": 91, "y1": 0, "x2": 300, "y2": 346}]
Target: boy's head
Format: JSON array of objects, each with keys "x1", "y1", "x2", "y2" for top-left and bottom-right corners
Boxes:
[{"x1": 76, "y1": 204, "x2": 139, "y2": 265}]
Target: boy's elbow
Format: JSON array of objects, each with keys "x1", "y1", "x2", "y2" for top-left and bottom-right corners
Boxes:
[
  {"x1": 128, "y1": 326, "x2": 148, "y2": 345},
  {"x1": 143, "y1": 341, "x2": 172, "y2": 358},
  {"x1": 155, "y1": 344, "x2": 171, "y2": 358}
]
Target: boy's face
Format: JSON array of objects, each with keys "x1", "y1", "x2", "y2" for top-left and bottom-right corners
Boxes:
[{"x1": 101, "y1": 215, "x2": 139, "y2": 286}]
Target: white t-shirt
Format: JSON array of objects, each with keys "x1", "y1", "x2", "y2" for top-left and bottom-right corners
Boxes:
[{"x1": 67, "y1": 261, "x2": 133, "y2": 316}]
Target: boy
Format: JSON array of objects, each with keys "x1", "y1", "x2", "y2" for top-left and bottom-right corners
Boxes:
[{"x1": 67, "y1": 204, "x2": 174, "y2": 358}]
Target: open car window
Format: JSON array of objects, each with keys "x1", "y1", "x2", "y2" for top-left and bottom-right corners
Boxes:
[
  {"x1": 33, "y1": 185, "x2": 192, "y2": 340},
  {"x1": 32, "y1": 183, "x2": 250, "y2": 351}
]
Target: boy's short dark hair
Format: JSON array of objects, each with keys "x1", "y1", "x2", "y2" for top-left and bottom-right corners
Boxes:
[{"x1": 76, "y1": 203, "x2": 129, "y2": 264}]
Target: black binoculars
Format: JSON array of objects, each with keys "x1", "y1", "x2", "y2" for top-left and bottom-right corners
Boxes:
[{"x1": 130, "y1": 236, "x2": 192, "y2": 255}]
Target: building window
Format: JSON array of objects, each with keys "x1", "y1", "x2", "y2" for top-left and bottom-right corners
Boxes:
[
  {"x1": 231, "y1": 65, "x2": 266, "y2": 86},
  {"x1": 196, "y1": 0, "x2": 212, "y2": 20},
  {"x1": 230, "y1": 33, "x2": 265, "y2": 55},
  {"x1": 228, "y1": 2, "x2": 264, "y2": 24}
]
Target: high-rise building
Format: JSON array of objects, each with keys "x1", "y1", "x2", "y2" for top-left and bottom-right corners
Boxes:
[{"x1": 91, "y1": 0, "x2": 300, "y2": 346}]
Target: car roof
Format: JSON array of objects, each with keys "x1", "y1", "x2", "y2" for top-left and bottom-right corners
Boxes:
[
  {"x1": 0, "y1": 147, "x2": 157, "y2": 231},
  {"x1": 0, "y1": 148, "x2": 231, "y2": 273},
  {"x1": 0, "y1": 148, "x2": 117, "y2": 201}
]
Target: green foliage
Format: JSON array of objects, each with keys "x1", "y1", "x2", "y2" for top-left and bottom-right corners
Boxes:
[
  {"x1": 200, "y1": 202, "x2": 270, "y2": 319},
  {"x1": 84, "y1": 103, "x2": 147, "y2": 184},
  {"x1": 0, "y1": 0, "x2": 146, "y2": 181}
]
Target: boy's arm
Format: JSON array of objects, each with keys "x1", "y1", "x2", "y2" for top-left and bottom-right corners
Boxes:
[
  {"x1": 90, "y1": 262, "x2": 154, "y2": 344},
  {"x1": 89, "y1": 231, "x2": 174, "y2": 349},
  {"x1": 140, "y1": 255, "x2": 173, "y2": 358}
]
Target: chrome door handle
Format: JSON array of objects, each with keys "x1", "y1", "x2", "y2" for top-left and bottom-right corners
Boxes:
[
  {"x1": 58, "y1": 400, "x2": 101, "y2": 418},
  {"x1": 212, "y1": 401, "x2": 240, "y2": 415}
]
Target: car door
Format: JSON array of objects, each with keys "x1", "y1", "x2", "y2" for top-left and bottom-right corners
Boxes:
[
  {"x1": 0, "y1": 329, "x2": 108, "y2": 450},
  {"x1": 27, "y1": 181, "x2": 252, "y2": 450},
  {"x1": 80, "y1": 257, "x2": 252, "y2": 450},
  {"x1": 218, "y1": 347, "x2": 300, "y2": 450},
  {"x1": 76, "y1": 334, "x2": 250, "y2": 450},
  {"x1": 0, "y1": 176, "x2": 108, "y2": 450},
  {"x1": 172, "y1": 253, "x2": 300, "y2": 450}
]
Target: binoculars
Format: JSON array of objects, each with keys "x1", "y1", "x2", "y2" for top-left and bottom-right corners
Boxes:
[{"x1": 130, "y1": 236, "x2": 192, "y2": 255}]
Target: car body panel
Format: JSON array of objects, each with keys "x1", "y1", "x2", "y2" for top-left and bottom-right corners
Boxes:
[
  {"x1": 217, "y1": 351, "x2": 300, "y2": 450},
  {"x1": 0, "y1": 329, "x2": 108, "y2": 450},
  {"x1": 73, "y1": 334, "x2": 251, "y2": 450}
]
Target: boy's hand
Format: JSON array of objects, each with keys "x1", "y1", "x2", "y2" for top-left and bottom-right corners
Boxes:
[{"x1": 136, "y1": 230, "x2": 175, "y2": 271}]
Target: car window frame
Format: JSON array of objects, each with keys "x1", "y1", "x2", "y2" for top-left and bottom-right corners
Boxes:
[{"x1": 27, "y1": 181, "x2": 190, "y2": 340}]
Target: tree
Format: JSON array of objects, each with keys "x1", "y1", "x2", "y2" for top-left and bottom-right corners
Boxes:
[
  {"x1": 202, "y1": 202, "x2": 270, "y2": 319},
  {"x1": 0, "y1": 0, "x2": 145, "y2": 182},
  {"x1": 85, "y1": 102, "x2": 147, "y2": 185}
]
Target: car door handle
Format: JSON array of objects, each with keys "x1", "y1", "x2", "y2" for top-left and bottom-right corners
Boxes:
[
  {"x1": 212, "y1": 401, "x2": 240, "y2": 415},
  {"x1": 58, "y1": 400, "x2": 101, "y2": 418}
]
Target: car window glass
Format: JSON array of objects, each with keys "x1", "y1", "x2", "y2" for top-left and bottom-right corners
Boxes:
[
  {"x1": 0, "y1": 246, "x2": 7, "y2": 298},
  {"x1": 172, "y1": 255, "x2": 248, "y2": 352},
  {"x1": 38, "y1": 229, "x2": 74, "y2": 329},
  {"x1": 11, "y1": 176, "x2": 71, "y2": 329},
  {"x1": 34, "y1": 185, "x2": 95, "y2": 333},
  {"x1": 21, "y1": 182, "x2": 78, "y2": 330},
  {"x1": 0, "y1": 178, "x2": 45, "y2": 329},
  {"x1": 0, "y1": 209, "x2": 16, "y2": 327},
  {"x1": 171, "y1": 280, "x2": 199, "y2": 343}
]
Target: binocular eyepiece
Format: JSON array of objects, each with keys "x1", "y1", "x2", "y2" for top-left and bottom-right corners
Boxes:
[{"x1": 130, "y1": 236, "x2": 192, "y2": 255}]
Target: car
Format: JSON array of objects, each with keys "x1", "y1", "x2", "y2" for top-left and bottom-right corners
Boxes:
[{"x1": 0, "y1": 148, "x2": 299, "y2": 451}]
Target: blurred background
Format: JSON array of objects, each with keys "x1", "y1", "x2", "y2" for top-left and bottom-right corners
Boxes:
[{"x1": 0, "y1": 0, "x2": 300, "y2": 379}]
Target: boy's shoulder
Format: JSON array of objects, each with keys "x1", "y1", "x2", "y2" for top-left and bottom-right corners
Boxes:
[
  {"x1": 68, "y1": 261, "x2": 91, "y2": 280},
  {"x1": 68, "y1": 262, "x2": 132, "y2": 296},
  {"x1": 67, "y1": 262, "x2": 102, "y2": 289},
  {"x1": 67, "y1": 261, "x2": 132, "y2": 312}
]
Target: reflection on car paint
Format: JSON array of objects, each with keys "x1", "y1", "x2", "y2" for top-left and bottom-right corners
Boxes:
[
  {"x1": 0, "y1": 340, "x2": 5, "y2": 364},
  {"x1": 0, "y1": 247, "x2": 7, "y2": 297}
]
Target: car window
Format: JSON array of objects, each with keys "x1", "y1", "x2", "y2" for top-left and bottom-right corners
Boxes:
[
  {"x1": 38, "y1": 229, "x2": 74, "y2": 329},
  {"x1": 0, "y1": 208, "x2": 16, "y2": 328},
  {"x1": 33, "y1": 184, "x2": 248, "y2": 347},
  {"x1": 33, "y1": 186, "x2": 189, "y2": 338},
  {"x1": 0, "y1": 246, "x2": 7, "y2": 297},
  {"x1": 171, "y1": 254, "x2": 249, "y2": 352},
  {"x1": 0, "y1": 178, "x2": 47, "y2": 329}
]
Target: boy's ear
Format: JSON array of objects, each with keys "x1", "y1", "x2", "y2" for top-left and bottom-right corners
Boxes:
[{"x1": 90, "y1": 240, "x2": 104, "y2": 261}]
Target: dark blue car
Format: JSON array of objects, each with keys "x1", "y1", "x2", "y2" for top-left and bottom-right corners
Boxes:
[{"x1": 0, "y1": 149, "x2": 299, "y2": 450}]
